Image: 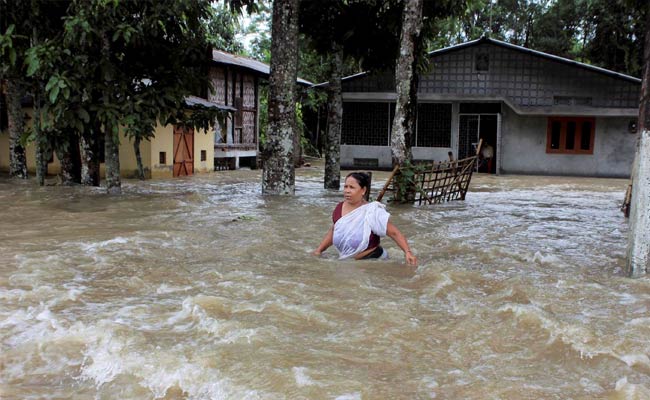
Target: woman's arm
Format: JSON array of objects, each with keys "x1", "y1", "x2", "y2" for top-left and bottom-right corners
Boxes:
[
  {"x1": 313, "y1": 225, "x2": 334, "y2": 256},
  {"x1": 386, "y1": 221, "x2": 418, "y2": 266}
]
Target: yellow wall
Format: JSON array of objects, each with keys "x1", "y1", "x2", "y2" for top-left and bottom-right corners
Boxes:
[
  {"x1": 1, "y1": 109, "x2": 216, "y2": 179},
  {"x1": 149, "y1": 123, "x2": 174, "y2": 179},
  {"x1": 148, "y1": 123, "x2": 215, "y2": 178},
  {"x1": 119, "y1": 133, "x2": 152, "y2": 179},
  {"x1": 194, "y1": 126, "x2": 215, "y2": 174},
  {"x1": 0, "y1": 108, "x2": 62, "y2": 175}
]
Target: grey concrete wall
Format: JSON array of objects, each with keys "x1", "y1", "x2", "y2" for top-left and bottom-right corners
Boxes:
[
  {"x1": 340, "y1": 145, "x2": 452, "y2": 169},
  {"x1": 500, "y1": 107, "x2": 637, "y2": 177}
]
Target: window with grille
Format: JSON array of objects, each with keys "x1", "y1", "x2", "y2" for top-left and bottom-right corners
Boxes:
[
  {"x1": 416, "y1": 103, "x2": 452, "y2": 147},
  {"x1": 342, "y1": 102, "x2": 390, "y2": 146},
  {"x1": 546, "y1": 117, "x2": 595, "y2": 154}
]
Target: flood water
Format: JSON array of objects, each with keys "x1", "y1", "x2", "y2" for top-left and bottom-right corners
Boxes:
[{"x1": 1, "y1": 163, "x2": 649, "y2": 400}]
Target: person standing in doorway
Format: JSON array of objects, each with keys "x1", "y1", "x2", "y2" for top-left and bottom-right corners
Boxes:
[{"x1": 481, "y1": 142, "x2": 494, "y2": 173}]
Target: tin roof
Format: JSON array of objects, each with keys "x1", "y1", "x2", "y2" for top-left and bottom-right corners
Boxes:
[
  {"x1": 323, "y1": 36, "x2": 641, "y2": 86},
  {"x1": 211, "y1": 50, "x2": 312, "y2": 86},
  {"x1": 184, "y1": 95, "x2": 236, "y2": 112},
  {"x1": 430, "y1": 37, "x2": 641, "y2": 84}
]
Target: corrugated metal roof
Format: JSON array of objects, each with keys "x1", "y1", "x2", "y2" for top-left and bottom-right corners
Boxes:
[
  {"x1": 429, "y1": 37, "x2": 641, "y2": 84},
  {"x1": 319, "y1": 36, "x2": 641, "y2": 86},
  {"x1": 184, "y1": 95, "x2": 236, "y2": 112},
  {"x1": 211, "y1": 50, "x2": 312, "y2": 86}
]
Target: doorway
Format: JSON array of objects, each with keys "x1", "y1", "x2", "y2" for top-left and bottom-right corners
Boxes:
[
  {"x1": 173, "y1": 125, "x2": 194, "y2": 177},
  {"x1": 458, "y1": 114, "x2": 498, "y2": 173}
]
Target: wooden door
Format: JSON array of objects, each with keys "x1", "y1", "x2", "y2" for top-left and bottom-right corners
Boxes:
[{"x1": 173, "y1": 125, "x2": 194, "y2": 177}]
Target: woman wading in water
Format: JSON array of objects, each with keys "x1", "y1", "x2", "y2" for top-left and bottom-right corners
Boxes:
[{"x1": 313, "y1": 172, "x2": 418, "y2": 266}]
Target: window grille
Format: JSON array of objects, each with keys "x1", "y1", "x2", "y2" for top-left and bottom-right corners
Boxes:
[
  {"x1": 416, "y1": 103, "x2": 452, "y2": 147},
  {"x1": 342, "y1": 102, "x2": 390, "y2": 146}
]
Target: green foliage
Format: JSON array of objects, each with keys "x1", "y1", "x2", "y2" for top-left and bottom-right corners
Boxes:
[
  {"x1": 0, "y1": 24, "x2": 19, "y2": 72},
  {"x1": 427, "y1": 0, "x2": 646, "y2": 77},
  {"x1": 205, "y1": 2, "x2": 244, "y2": 54},
  {"x1": 390, "y1": 160, "x2": 428, "y2": 203}
]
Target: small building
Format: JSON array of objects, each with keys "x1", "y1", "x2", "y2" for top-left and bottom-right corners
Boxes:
[
  {"x1": 209, "y1": 50, "x2": 312, "y2": 170},
  {"x1": 334, "y1": 37, "x2": 641, "y2": 178},
  {"x1": 0, "y1": 51, "x2": 310, "y2": 179}
]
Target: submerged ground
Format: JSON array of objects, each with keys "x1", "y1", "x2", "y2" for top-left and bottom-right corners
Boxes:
[{"x1": 1, "y1": 164, "x2": 649, "y2": 399}]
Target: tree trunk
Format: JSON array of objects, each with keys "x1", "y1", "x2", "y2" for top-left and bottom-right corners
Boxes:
[
  {"x1": 54, "y1": 133, "x2": 81, "y2": 185},
  {"x1": 104, "y1": 123, "x2": 121, "y2": 194},
  {"x1": 261, "y1": 0, "x2": 300, "y2": 195},
  {"x1": 390, "y1": 0, "x2": 424, "y2": 166},
  {"x1": 625, "y1": 11, "x2": 650, "y2": 277},
  {"x1": 324, "y1": 42, "x2": 343, "y2": 190},
  {"x1": 6, "y1": 79, "x2": 28, "y2": 179},
  {"x1": 32, "y1": 19, "x2": 47, "y2": 185},
  {"x1": 80, "y1": 123, "x2": 101, "y2": 186},
  {"x1": 292, "y1": 118, "x2": 303, "y2": 168},
  {"x1": 33, "y1": 91, "x2": 48, "y2": 186},
  {"x1": 134, "y1": 136, "x2": 145, "y2": 180},
  {"x1": 101, "y1": 31, "x2": 121, "y2": 194}
]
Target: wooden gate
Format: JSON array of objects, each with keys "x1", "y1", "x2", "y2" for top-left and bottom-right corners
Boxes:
[{"x1": 173, "y1": 125, "x2": 194, "y2": 177}]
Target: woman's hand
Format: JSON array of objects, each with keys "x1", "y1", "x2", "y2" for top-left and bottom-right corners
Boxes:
[
  {"x1": 312, "y1": 250, "x2": 322, "y2": 257},
  {"x1": 405, "y1": 251, "x2": 418, "y2": 266}
]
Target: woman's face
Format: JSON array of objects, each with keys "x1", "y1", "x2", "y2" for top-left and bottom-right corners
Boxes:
[{"x1": 343, "y1": 176, "x2": 366, "y2": 204}]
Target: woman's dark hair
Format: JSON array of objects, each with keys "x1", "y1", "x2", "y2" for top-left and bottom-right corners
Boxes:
[{"x1": 346, "y1": 172, "x2": 370, "y2": 190}]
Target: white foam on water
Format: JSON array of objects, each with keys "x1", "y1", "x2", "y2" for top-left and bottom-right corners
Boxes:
[
  {"x1": 627, "y1": 317, "x2": 650, "y2": 327},
  {"x1": 163, "y1": 296, "x2": 273, "y2": 345},
  {"x1": 530, "y1": 251, "x2": 561, "y2": 265},
  {"x1": 292, "y1": 366, "x2": 316, "y2": 387},
  {"x1": 79, "y1": 236, "x2": 130, "y2": 252},
  {"x1": 156, "y1": 283, "x2": 193, "y2": 294},
  {"x1": 334, "y1": 393, "x2": 362, "y2": 400},
  {"x1": 419, "y1": 376, "x2": 439, "y2": 399},
  {"x1": 620, "y1": 354, "x2": 650, "y2": 369},
  {"x1": 614, "y1": 377, "x2": 650, "y2": 399},
  {"x1": 578, "y1": 377, "x2": 604, "y2": 394},
  {"x1": 77, "y1": 327, "x2": 264, "y2": 399},
  {"x1": 499, "y1": 303, "x2": 609, "y2": 359},
  {"x1": 165, "y1": 297, "x2": 223, "y2": 335},
  {"x1": 2, "y1": 305, "x2": 61, "y2": 347},
  {"x1": 616, "y1": 292, "x2": 641, "y2": 305},
  {"x1": 79, "y1": 330, "x2": 129, "y2": 386}
]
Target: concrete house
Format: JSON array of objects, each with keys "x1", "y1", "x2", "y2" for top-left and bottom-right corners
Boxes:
[{"x1": 337, "y1": 37, "x2": 641, "y2": 177}]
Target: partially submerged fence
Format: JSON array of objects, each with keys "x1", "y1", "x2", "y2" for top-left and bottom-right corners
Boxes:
[{"x1": 377, "y1": 140, "x2": 483, "y2": 205}]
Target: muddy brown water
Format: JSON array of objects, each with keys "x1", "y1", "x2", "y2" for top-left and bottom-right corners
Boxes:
[{"x1": 1, "y1": 165, "x2": 649, "y2": 399}]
